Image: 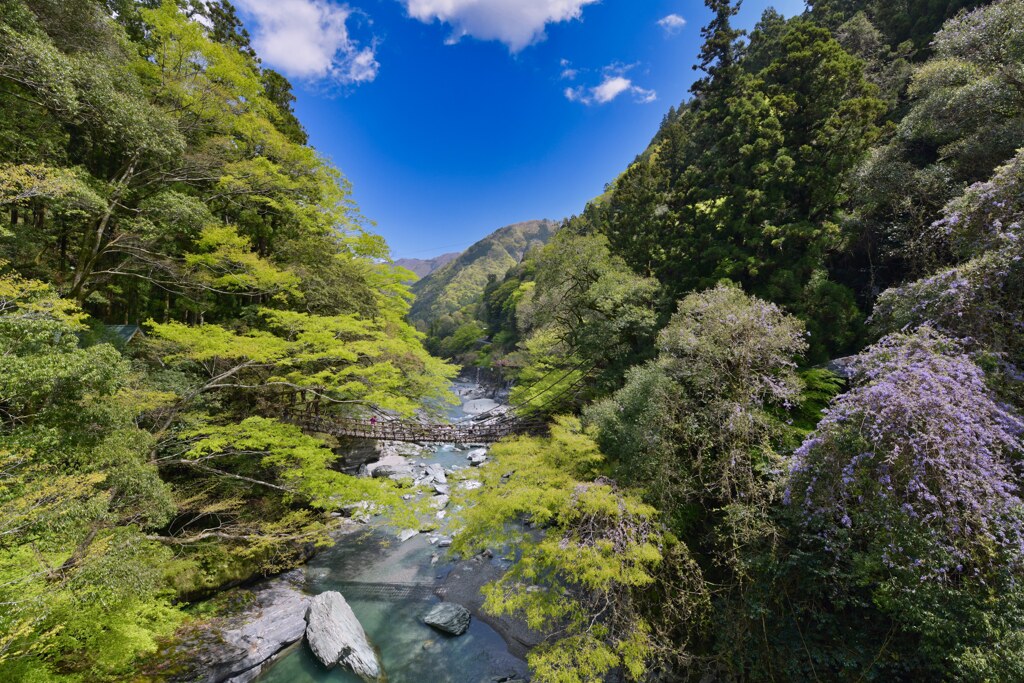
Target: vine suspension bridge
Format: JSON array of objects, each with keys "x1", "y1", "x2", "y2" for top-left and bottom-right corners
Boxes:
[{"x1": 284, "y1": 362, "x2": 594, "y2": 444}]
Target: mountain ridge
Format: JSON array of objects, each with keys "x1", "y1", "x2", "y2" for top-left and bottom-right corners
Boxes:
[
  {"x1": 408, "y1": 219, "x2": 559, "y2": 326},
  {"x1": 394, "y1": 252, "x2": 459, "y2": 279}
]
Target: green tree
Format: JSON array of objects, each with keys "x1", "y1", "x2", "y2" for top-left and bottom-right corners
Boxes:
[
  {"x1": 0, "y1": 5, "x2": 456, "y2": 679},
  {"x1": 598, "y1": 13, "x2": 884, "y2": 358},
  {"x1": 511, "y1": 228, "x2": 660, "y2": 411},
  {"x1": 586, "y1": 284, "x2": 811, "y2": 678},
  {"x1": 455, "y1": 417, "x2": 709, "y2": 683},
  {"x1": 0, "y1": 270, "x2": 183, "y2": 681},
  {"x1": 847, "y1": 0, "x2": 1024, "y2": 282}
]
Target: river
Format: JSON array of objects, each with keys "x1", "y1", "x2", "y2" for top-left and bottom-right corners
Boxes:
[{"x1": 254, "y1": 379, "x2": 530, "y2": 683}]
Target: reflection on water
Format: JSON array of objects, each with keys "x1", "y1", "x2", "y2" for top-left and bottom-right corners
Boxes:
[
  {"x1": 257, "y1": 382, "x2": 527, "y2": 683},
  {"x1": 258, "y1": 587, "x2": 522, "y2": 683}
]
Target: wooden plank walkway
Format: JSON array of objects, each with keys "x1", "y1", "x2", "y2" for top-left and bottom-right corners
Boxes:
[{"x1": 284, "y1": 413, "x2": 541, "y2": 444}]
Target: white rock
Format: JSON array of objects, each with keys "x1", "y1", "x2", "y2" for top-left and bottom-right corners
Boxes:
[
  {"x1": 397, "y1": 529, "x2": 418, "y2": 542},
  {"x1": 461, "y1": 480, "x2": 483, "y2": 491},
  {"x1": 430, "y1": 495, "x2": 449, "y2": 510},
  {"x1": 198, "y1": 571, "x2": 309, "y2": 683},
  {"x1": 426, "y1": 463, "x2": 447, "y2": 484},
  {"x1": 341, "y1": 501, "x2": 379, "y2": 521},
  {"x1": 304, "y1": 592, "x2": 382, "y2": 681},
  {"x1": 366, "y1": 454, "x2": 414, "y2": 480}
]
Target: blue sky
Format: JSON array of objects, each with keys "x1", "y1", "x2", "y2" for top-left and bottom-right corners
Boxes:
[{"x1": 232, "y1": 0, "x2": 806, "y2": 258}]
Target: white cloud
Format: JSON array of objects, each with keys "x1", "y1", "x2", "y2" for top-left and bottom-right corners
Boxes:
[
  {"x1": 592, "y1": 75, "x2": 631, "y2": 103},
  {"x1": 559, "y1": 58, "x2": 578, "y2": 80},
  {"x1": 402, "y1": 0, "x2": 599, "y2": 52},
  {"x1": 234, "y1": 0, "x2": 379, "y2": 85},
  {"x1": 657, "y1": 13, "x2": 687, "y2": 35},
  {"x1": 631, "y1": 84, "x2": 657, "y2": 104},
  {"x1": 564, "y1": 66, "x2": 656, "y2": 105}
]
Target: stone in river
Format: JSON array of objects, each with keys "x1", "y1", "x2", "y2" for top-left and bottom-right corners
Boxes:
[
  {"x1": 371, "y1": 464, "x2": 413, "y2": 481},
  {"x1": 304, "y1": 591, "x2": 383, "y2": 682},
  {"x1": 367, "y1": 454, "x2": 414, "y2": 481},
  {"x1": 183, "y1": 570, "x2": 309, "y2": 683},
  {"x1": 422, "y1": 602, "x2": 471, "y2": 636},
  {"x1": 397, "y1": 528, "x2": 418, "y2": 542},
  {"x1": 426, "y1": 463, "x2": 447, "y2": 483}
]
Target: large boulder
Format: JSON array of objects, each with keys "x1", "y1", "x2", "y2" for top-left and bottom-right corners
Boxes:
[
  {"x1": 426, "y1": 463, "x2": 447, "y2": 484},
  {"x1": 423, "y1": 602, "x2": 471, "y2": 636},
  {"x1": 305, "y1": 592, "x2": 383, "y2": 682},
  {"x1": 165, "y1": 570, "x2": 309, "y2": 683},
  {"x1": 367, "y1": 454, "x2": 414, "y2": 481},
  {"x1": 333, "y1": 438, "x2": 385, "y2": 475}
]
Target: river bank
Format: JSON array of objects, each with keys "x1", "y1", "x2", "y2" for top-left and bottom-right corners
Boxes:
[{"x1": 167, "y1": 377, "x2": 535, "y2": 683}]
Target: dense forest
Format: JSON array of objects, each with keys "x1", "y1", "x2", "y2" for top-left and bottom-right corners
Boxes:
[
  {"x1": 449, "y1": 0, "x2": 1024, "y2": 680},
  {"x1": 408, "y1": 218, "x2": 557, "y2": 360},
  {"x1": 0, "y1": 1, "x2": 454, "y2": 680},
  {"x1": 2, "y1": 0, "x2": 1024, "y2": 681}
]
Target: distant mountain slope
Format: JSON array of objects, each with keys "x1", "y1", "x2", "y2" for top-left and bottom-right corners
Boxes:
[
  {"x1": 394, "y1": 252, "x2": 459, "y2": 279},
  {"x1": 409, "y1": 219, "x2": 559, "y2": 324}
]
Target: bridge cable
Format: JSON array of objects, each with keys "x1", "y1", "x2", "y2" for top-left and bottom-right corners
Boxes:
[{"x1": 452, "y1": 358, "x2": 594, "y2": 424}]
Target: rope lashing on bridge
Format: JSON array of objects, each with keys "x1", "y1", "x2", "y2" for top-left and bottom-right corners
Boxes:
[
  {"x1": 283, "y1": 412, "x2": 544, "y2": 444},
  {"x1": 448, "y1": 358, "x2": 594, "y2": 425},
  {"x1": 285, "y1": 361, "x2": 596, "y2": 443}
]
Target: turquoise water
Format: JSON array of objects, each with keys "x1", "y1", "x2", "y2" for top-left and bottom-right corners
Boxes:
[{"x1": 257, "y1": 382, "x2": 527, "y2": 683}]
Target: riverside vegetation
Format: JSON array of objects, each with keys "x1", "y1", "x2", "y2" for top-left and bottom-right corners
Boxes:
[
  {"x1": 2, "y1": 0, "x2": 1024, "y2": 682},
  {"x1": 431, "y1": 0, "x2": 1024, "y2": 680},
  {"x1": 0, "y1": 1, "x2": 456, "y2": 680}
]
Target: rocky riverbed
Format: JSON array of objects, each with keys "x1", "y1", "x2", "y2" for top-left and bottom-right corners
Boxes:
[{"x1": 174, "y1": 378, "x2": 534, "y2": 683}]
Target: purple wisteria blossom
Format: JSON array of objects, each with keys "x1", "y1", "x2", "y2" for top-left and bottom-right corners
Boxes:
[
  {"x1": 787, "y1": 328, "x2": 1024, "y2": 582},
  {"x1": 871, "y1": 148, "x2": 1024, "y2": 369}
]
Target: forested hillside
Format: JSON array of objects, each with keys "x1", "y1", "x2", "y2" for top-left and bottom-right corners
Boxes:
[
  {"x1": 0, "y1": 2, "x2": 454, "y2": 680},
  {"x1": 456, "y1": 0, "x2": 1024, "y2": 680},
  {"x1": 4, "y1": 0, "x2": 1024, "y2": 681},
  {"x1": 408, "y1": 218, "x2": 557, "y2": 359}
]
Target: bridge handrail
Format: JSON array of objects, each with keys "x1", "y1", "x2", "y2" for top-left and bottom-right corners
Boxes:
[{"x1": 281, "y1": 412, "x2": 543, "y2": 444}]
